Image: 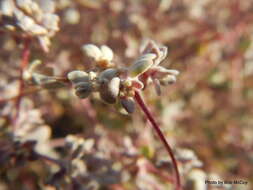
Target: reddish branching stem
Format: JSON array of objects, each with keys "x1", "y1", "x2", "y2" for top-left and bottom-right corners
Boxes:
[
  {"x1": 0, "y1": 87, "x2": 43, "y2": 104},
  {"x1": 0, "y1": 78, "x2": 70, "y2": 105},
  {"x1": 134, "y1": 91, "x2": 181, "y2": 190},
  {"x1": 14, "y1": 38, "x2": 31, "y2": 126}
]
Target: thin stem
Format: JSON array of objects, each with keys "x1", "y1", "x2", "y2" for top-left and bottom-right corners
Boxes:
[
  {"x1": 0, "y1": 79, "x2": 70, "y2": 105},
  {"x1": 0, "y1": 87, "x2": 43, "y2": 104},
  {"x1": 14, "y1": 38, "x2": 31, "y2": 126},
  {"x1": 134, "y1": 91, "x2": 181, "y2": 190}
]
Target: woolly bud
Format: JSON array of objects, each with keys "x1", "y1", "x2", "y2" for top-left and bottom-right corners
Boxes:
[
  {"x1": 67, "y1": 70, "x2": 89, "y2": 84},
  {"x1": 41, "y1": 78, "x2": 65, "y2": 89},
  {"x1": 81, "y1": 44, "x2": 102, "y2": 61},
  {"x1": 98, "y1": 68, "x2": 118, "y2": 82},
  {"x1": 100, "y1": 45, "x2": 114, "y2": 61},
  {"x1": 31, "y1": 73, "x2": 65, "y2": 89},
  {"x1": 99, "y1": 77, "x2": 120, "y2": 104},
  {"x1": 129, "y1": 57, "x2": 153, "y2": 77},
  {"x1": 23, "y1": 60, "x2": 62, "y2": 89},
  {"x1": 138, "y1": 53, "x2": 156, "y2": 62},
  {"x1": 120, "y1": 97, "x2": 135, "y2": 114},
  {"x1": 75, "y1": 82, "x2": 92, "y2": 99}
]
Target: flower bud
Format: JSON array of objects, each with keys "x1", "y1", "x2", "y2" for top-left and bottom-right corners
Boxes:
[
  {"x1": 88, "y1": 71, "x2": 97, "y2": 80},
  {"x1": 75, "y1": 82, "x2": 92, "y2": 99},
  {"x1": 67, "y1": 70, "x2": 89, "y2": 84},
  {"x1": 41, "y1": 79, "x2": 66, "y2": 89},
  {"x1": 108, "y1": 77, "x2": 120, "y2": 97},
  {"x1": 81, "y1": 44, "x2": 102, "y2": 61},
  {"x1": 120, "y1": 97, "x2": 135, "y2": 114},
  {"x1": 138, "y1": 53, "x2": 156, "y2": 62},
  {"x1": 23, "y1": 60, "x2": 40, "y2": 80},
  {"x1": 98, "y1": 68, "x2": 118, "y2": 82},
  {"x1": 129, "y1": 58, "x2": 153, "y2": 77},
  {"x1": 31, "y1": 73, "x2": 65, "y2": 89},
  {"x1": 100, "y1": 45, "x2": 113, "y2": 61},
  {"x1": 99, "y1": 77, "x2": 120, "y2": 104}
]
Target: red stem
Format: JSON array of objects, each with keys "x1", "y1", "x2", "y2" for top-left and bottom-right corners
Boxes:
[
  {"x1": 134, "y1": 91, "x2": 181, "y2": 190},
  {"x1": 14, "y1": 38, "x2": 31, "y2": 126},
  {"x1": 0, "y1": 87, "x2": 42, "y2": 104}
]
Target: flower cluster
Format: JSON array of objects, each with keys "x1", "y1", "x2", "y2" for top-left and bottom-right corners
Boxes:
[
  {"x1": 0, "y1": 0, "x2": 59, "y2": 52},
  {"x1": 67, "y1": 40, "x2": 179, "y2": 113}
]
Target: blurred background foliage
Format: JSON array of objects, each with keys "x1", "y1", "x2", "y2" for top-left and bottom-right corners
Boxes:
[{"x1": 0, "y1": 0, "x2": 252, "y2": 190}]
